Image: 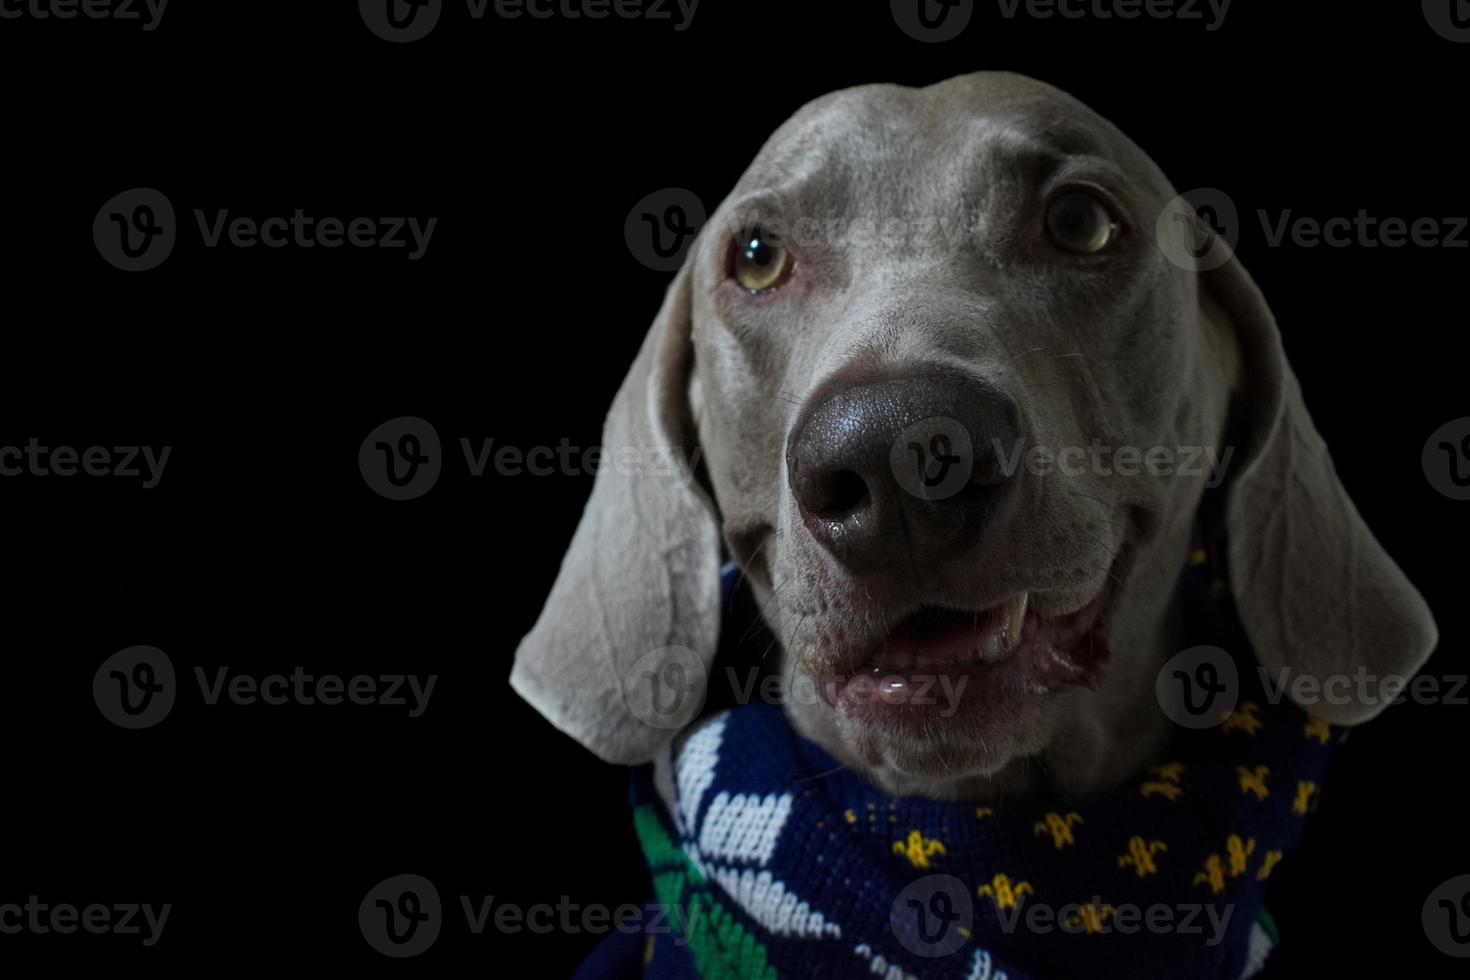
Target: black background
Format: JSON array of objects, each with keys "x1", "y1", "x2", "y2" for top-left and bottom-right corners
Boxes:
[{"x1": 1, "y1": 1, "x2": 1466, "y2": 975}]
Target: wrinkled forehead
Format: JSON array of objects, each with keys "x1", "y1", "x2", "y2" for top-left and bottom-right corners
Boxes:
[{"x1": 724, "y1": 77, "x2": 1171, "y2": 221}]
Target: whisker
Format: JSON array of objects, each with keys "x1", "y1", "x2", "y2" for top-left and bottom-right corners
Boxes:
[
  {"x1": 1004, "y1": 346, "x2": 1048, "y2": 366},
  {"x1": 739, "y1": 578, "x2": 791, "y2": 642},
  {"x1": 730, "y1": 529, "x2": 785, "y2": 612}
]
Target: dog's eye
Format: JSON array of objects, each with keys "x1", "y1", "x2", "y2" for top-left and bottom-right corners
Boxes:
[
  {"x1": 734, "y1": 229, "x2": 792, "y2": 292},
  {"x1": 1045, "y1": 191, "x2": 1118, "y2": 254}
]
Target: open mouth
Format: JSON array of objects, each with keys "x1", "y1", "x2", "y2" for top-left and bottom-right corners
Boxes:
[{"x1": 819, "y1": 553, "x2": 1130, "y2": 723}]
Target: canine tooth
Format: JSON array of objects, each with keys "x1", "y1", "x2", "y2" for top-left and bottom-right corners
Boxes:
[{"x1": 1003, "y1": 592, "x2": 1029, "y2": 650}]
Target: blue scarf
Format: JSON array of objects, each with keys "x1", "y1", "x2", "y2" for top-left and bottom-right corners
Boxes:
[{"x1": 581, "y1": 558, "x2": 1338, "y2": 980}]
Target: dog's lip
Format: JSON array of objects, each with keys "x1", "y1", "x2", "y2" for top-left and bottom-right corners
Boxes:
[
  {"x1": 818, "y1": 547, "x2": 1133, "y2": 712},
  {"x1": 847, "y1": 593, "x2": 1032, "y2": 673},
  {"x1": 825, "y1": 593, "x2": 1103, "y2": 681}
]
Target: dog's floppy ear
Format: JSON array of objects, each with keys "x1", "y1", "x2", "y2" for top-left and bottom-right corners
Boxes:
[
  {"x1": 510, "y1": 256, "x2": 722, "y2": 763},
  {"x1": 1201, "y1": 241, "x2": 1438, "y2": 725}
]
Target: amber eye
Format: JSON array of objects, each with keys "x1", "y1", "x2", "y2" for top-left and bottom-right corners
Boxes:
[
  {"x1": 1045, "y1": 190, "x2": 1119, "y2": 254},
  {"x1": 734, "y1": 229, "x2": 792, "y2": 292}
]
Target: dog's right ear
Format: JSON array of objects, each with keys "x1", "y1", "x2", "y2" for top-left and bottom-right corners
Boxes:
[{"x1": 510, "y1": 254, "x2": 723, "y2": 764}]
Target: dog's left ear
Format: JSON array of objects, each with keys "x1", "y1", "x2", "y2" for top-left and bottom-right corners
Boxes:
[
  {"x1": 1201, "y1": 240, "x2": 1438, "y2": 725},
  {"x1": 510, "y1": 254, "x2": 723, "y2": 763}
]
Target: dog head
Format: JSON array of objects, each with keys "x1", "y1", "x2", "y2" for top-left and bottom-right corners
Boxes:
[{"x1": 511, "y1": 72, "x2": 1437, "y2": 801}]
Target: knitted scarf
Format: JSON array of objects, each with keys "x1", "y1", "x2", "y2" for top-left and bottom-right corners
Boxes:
[{"x1": 587, "y1": 559, "x2": 1338, "y2": 980}]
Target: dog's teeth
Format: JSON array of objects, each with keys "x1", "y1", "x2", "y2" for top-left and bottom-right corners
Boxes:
[
  {"x1": 1002, "y1": 592, "x2": 1029, "y2": 650},
  {"x1": 977, "y1": 592, "x2": 1029, "y2": 662}
]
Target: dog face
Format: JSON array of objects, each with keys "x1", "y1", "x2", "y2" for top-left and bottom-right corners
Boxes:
[{"x1": 512, "y1": 73, "x2": 1436, "y2": 803}]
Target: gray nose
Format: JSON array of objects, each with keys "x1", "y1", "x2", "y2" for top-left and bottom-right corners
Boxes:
[{"x1": 785, "y1": 368, "x2": 1021, "y2": 571}]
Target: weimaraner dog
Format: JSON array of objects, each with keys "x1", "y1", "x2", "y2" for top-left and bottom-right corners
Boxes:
[{"x1": 511, "y1": 72, "x2": 1437, "y2": 805}]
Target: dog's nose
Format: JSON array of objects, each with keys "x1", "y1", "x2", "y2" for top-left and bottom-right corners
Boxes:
[{"x1": 786, "y1": 369, "x2": 1020, "y2": 570}]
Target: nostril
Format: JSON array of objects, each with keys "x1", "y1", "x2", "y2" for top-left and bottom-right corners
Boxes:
[{"x1": 816, "y1": 469, "x2": 870, "y2": 518}]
